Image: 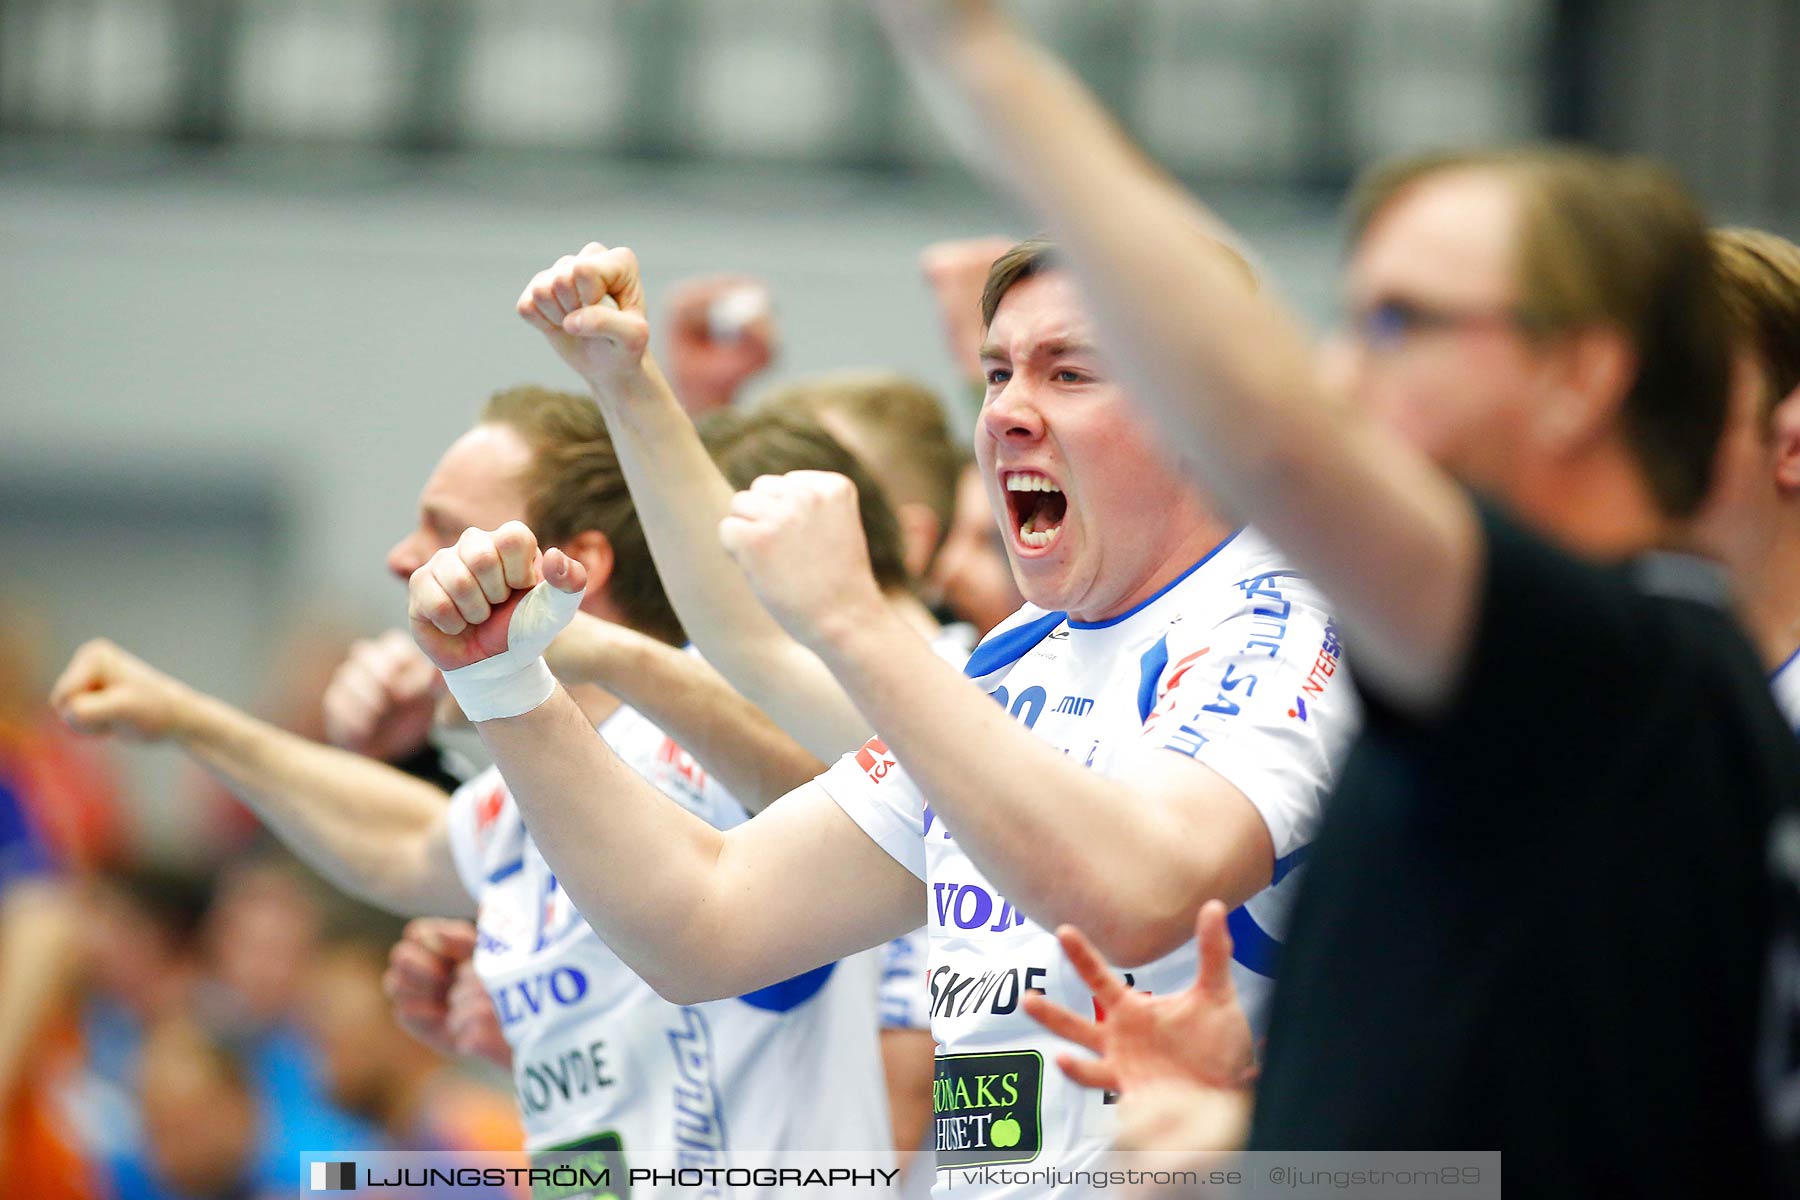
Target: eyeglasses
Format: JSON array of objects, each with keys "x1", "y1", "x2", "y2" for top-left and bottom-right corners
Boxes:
[{"x1": 1345, "y1": 298, "x2": 1544, "y2": 352}]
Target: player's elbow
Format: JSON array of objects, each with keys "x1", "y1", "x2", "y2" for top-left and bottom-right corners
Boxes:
[
  {"x1": 633, "y1": 948, "x2": 747, "y2": 1006},
  {"x1": 1087, "y1": 909, "x2": 1200, "y2": 970},
  {"x1": 1075, "y1": 861, "x2": 1239, "y2": 968}
]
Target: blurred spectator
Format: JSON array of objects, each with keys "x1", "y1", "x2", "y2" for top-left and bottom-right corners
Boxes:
[
  {"x1": 193, "y1": 857, "x2": 383, "y2": 1183},
  {"x1": 0, "y1": 609, "x2": 127, "y2": 869},
  {"x1": 0, "y1": 771, "x2": 96, "y2": 1200},
  {"x1": 662, "y1": 274, "x2": 778, "y2": 416},
  {"x1": 131, "y1": 1020, "x2": 270, "y2": 1200},
  {"x1": 303, "y1": 937, "x2": 521, "y2": 1157}
]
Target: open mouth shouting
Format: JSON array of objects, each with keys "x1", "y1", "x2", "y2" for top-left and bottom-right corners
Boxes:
[{"x1": 1003, "y1": 470, "x2": 1068, "y2": 555}]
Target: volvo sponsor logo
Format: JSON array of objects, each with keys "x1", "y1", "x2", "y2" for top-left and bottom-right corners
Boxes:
[
  {"x1": 933, "y1": 882, "x2": 1029, "y2": 932},
  {"x1": 494, "y1": 965, "x2": 590, "y2": 1026}
]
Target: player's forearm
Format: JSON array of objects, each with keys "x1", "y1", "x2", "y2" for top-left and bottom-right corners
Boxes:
[
  {"x1": 174, "y1": 691, "x2": 466, "y2": 915},
  {"x1": 881, "y1": 1027, "x2": 936, "y2": 1164},
  {"x1": 589, "y1": 362, "x2": 878, "y2": 752},
  {"x1": 0, "y1": 879, "x2": 80, "y2": 1106},
  {"x1": 474, "y1": 687, "x2": 760, "y2": 1000},
  {"x1": 593, "y1": 629, "x2": 829, "y2": 811},
  {"x1": 900, "y1": 18, "x2": 1479, "y2": 705},
  {"x1": 813, "y1": 605, "x2": 1230, "y2": 960}
]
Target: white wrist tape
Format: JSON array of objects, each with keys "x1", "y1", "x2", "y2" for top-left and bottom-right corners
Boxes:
[{"x1": 441, "y1": 580, "x2": 584, "y2": 722}]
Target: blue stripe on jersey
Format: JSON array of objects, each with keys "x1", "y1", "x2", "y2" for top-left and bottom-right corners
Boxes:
[
  {"x1": 487, "y1": 859, "x2": 524, "y2": 884},
  {"x1": 1065, "y1": 529, "x2": 1243, "y2": 631},
  {"x1": 962, "y1": 610, "x2": 1068, "y2": 680},
  {"x1": 1136, "y1": 635, "x2": 1171, "y2": 724},
  {"x1": 736, "y1": 961, "x2": 837, "y2": 1013},
  {"x1": 1226, "y1": 904, "x2": 1282, "y2": 978},
  {"x1": 1271, "y1": 844, "x2": 1311, "y2": 888}
]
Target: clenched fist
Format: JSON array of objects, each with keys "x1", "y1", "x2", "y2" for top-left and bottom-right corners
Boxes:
[
  {"x1": 322, "y1": 630, "x2": 440, "y2": 763},
  {"x1": 517, "y1": 243, "x2": 652, "y2": 392},
  {"x1": 407, "y1": 522, "x2": 587, "y2": 722},
  {"x1": 51, "y1": 640, "x2": 199, "y2": 742},
  {"x1": 383, "y1": 918, "x2": 512, "y2": 1070},
  {"x1": 718, "y1": 471, "x2": 889, "y2": 650},
  {"x1": 664, "y1": 274, "x2": 777, "y2": 416}
]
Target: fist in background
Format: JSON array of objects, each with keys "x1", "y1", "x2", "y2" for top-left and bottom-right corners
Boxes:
[
  {"x1": 323, "y1": 630, "x2": 441, "y2": 763},
  {"x1": 51, "y1": 640, "x2": 197, "y2": 742}
]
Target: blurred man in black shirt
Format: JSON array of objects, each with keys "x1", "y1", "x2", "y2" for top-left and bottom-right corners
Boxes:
[{"x1": 868, "y1": 2, "x2": 1800, "y2": 1192}]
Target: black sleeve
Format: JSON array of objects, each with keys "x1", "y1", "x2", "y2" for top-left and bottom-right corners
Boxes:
[
  {"x1": 1352, "y1": 501, "x2": 1692, "y2": 819},
  {"x1": 389, "y1": 742, "x2": 464, "y2": 794}
]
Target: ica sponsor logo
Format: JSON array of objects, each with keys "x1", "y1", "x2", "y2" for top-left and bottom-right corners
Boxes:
[{"x1": 854, "y1": 736, "x2": 898, "y2": 784}]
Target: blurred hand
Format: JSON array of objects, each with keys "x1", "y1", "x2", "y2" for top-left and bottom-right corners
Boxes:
[
  {"x1": 868, "y1": 0, "x2": 1008, "y2": 55},
  {"x1": 446, "y1": 959, "x2": 511, "y2": 1070},
  {"x1": 920, "y1": 236, "x2": 1017, "y2": 383},
  {"x1": 1023, "y1": 900, "x2": 1256, "y2": 1095},
  {"x1": 384, "y1": 918, "x2": 511, "y2": 1069},
  {"x1": 718, "y1": 471, "x2": 889, "y2": 648},
  {"x1": 1116, "y1": 1079, "x2": 1253, "y2": 1162},
  {"x1": 518, "y1": 243, "x2": 653, "y2": 393},
  {"x1": 664, "y1": 274, "x2": 777, "y2": 417},
  {"x1": 406, "y1": 523, "x2": 586, "y2": 673},
  {"x1": 50, "y1": 640, "x2": 197, "y2": 742},
  {"x1": 322, "y1": 630, "x2": 440, "y2": 762}
]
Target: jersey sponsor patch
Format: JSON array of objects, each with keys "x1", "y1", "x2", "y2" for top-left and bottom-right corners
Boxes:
[
  {"x1": 934, "y1": 1050, "x2": 1044, "y2": 1167},
  {"x1": 1288, "y1": 619, "x2": 1343, "y2": 721},
  {"x1": 855, "y1": 736, "x2": 899, "y2": 784},
  {"x1": 532, "y1": 1130, "x2": 629, "y2": 1200}
]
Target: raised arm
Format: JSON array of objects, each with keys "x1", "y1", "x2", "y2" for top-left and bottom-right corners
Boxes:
[
  {"x1": 516, "y1": 247, "x2": 876, "y2": 758},
  {"x1": 545, "y1": 613, "x2": 826, "y2": 811},
  {"x1": 407, "y1": 522, "x2": 923, "y2": 1003},
  {"x1": 50, "y1": 640, "x2": 469, "y2": 917},
  {"x1": 872, "y1": 2, "x2": 1480, "y2": 709}
]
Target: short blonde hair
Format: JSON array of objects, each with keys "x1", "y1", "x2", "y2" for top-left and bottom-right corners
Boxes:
[{"x1": 760, "y1": 371, "x2": 962, "y2": 571}]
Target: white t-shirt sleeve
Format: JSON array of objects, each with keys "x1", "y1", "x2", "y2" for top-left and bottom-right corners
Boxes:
[
  {"x1": 814, "y1": 736, "x2": 928, "y2": 881},
  {"x1": 878, "y1": 927, "x2": 932, "y2": 1031},
  {"x1": 444, "y1": 767, "x2": 507, "y2": 904},
  {"x1": 1132, "y1": 573, "x2": 1358, "y2": 859}
]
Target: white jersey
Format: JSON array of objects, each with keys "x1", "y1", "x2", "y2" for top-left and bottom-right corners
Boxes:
[
  {"x1": 816, "y1": 530, "x2": 1358, "y2": 1194},
  {"x1": 447, "y1": 702, "x2": 891, "y2": 1183},
  {"x1": 1774, "y1": 646, "x2": 1800, "y2": 731}
]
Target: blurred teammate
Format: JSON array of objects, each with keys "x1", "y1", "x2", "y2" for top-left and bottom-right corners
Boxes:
[
  {"x1": 52, "y1": 388, "x2": 891, "y2": 1190},
  {"x1": 917, "y1": 238, "x2": 1028, "y2": 637},
  {"x1": 866, "y1": 0, "x2": 1798, "y2": 1190}
]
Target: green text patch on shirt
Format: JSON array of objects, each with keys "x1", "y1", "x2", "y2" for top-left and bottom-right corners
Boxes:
[{"x1": 934, "y1": 1050, "x2": 1043, "y2": 1167}]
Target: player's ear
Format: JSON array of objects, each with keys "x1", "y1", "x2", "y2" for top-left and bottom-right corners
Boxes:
[
  {"x1": 561, "y1": 531, "x2": 615, "y2": 606},
  {"x1": 1771, "y1": 385, "x2": 1800, "y2": 495},
  {"x1": 895, "y1": 502, "x2": 943, "y2": 582}
]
